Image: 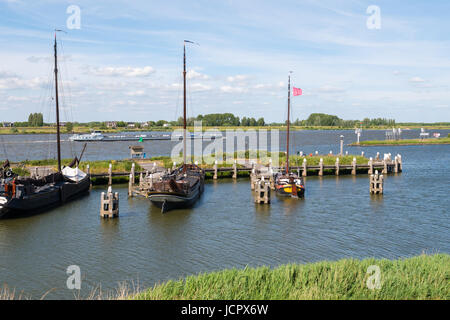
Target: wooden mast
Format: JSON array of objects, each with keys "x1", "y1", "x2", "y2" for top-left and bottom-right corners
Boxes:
[
  {"x1": 183, "y1": 42, "x2": 187, "y2": 169},
  {"x1": 286, "y1": 73, "x2": 291, "y2": 174},
  {"x1": 54, "y1": 33, "x2": 62, "y2": 172}
]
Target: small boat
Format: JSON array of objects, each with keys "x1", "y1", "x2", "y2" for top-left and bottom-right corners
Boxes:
[
  {"x1": 274, "y1": 72, "x2": 305, "y2": 198},
  {"x1": 148, "y1": 40, "x2": 205, "y2": 213},
  {"x1": 0, "y1": 32, "x2": 90, "y2": 218}
]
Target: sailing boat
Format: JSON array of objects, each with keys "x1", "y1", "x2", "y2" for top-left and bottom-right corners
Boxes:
[
  {"x1": 274, "y1": 73, "x2": 305, "y2": 198},
  {"x1": 0, "y1": 32, "x2": 90, "y2": 219},
  {"x1": 147, "y1": 40, "x2": 205, "y2": 213}
]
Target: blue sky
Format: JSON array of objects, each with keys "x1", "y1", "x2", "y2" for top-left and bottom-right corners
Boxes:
[{"x1": 0, "y1": 0, "x2": 449, "y2": 123}]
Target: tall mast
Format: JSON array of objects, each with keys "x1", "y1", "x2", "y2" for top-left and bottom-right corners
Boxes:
[
  {"x1": 54, "y1": 33, "x2": 62, "y2": 172},
  {"x1": 183, "y1": 42, "x2": 187, "y2": 167},
  {"x1": 286, "y1": 73, "x2": 291, "y2": 174}
]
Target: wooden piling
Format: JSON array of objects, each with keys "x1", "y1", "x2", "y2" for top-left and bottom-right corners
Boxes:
[
  {"x1": 232, "y1": 160, "x2": 237, "y2": 179},
  {"x1": 302, "y1": 158, "x2": 307, "y2": 177},
  {"x1": 100, "y1": 186, "x2": 119, "y2": 218},
  {"x1": 128, "y1": 173, "x2": 133, "y2": 197},
  {"x1": 254, "y1": 177, "x2": 270, "y2": 204},
  {"x1": 108, "y1": 163, "x2": 112, "y2": 186},
  {"x1": 370, "y1": 170, "x2": 384, "y2": 194},
  {"x1": 319, "y1": 158, "x2": 323, "y2": 176},
  {"x1": 351, "y1": 157, "x2": 356, "y2": 175},
  {"x1": 213, "y1": 161, "x2": 218, "y2": 180},
  {"x1": 368, "y1": 157, "x2": 373, "y2": 175},
  {"x1": 335, "y1": 157, "x2": 340, "y2": 176}
]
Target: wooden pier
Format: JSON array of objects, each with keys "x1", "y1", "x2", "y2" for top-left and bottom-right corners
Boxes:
[{"x1": 91, "y1": 153, "x2": 402, "y2": 183}]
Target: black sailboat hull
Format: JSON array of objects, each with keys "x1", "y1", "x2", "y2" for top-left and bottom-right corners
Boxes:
[
  {"x1": 148, "y1": 179, "x2": 204, "y2": 213},
  {"x1": 0, "y1": 177, "x2": 90, "y2": 219}
]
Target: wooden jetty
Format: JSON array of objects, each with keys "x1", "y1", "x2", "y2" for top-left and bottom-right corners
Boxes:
[{"x1": 89, "y1": 153, "x2": 402, "y2": 184}]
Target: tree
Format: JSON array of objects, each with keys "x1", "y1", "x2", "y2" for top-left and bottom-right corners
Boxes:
[
  {"x1": 65, "y1": 122, "x2": 73, "y2": 133},
  {"x1": 27, "y1": 113, "x2": 44, "y2": 127},
  {"x1": 257, "y1": 117, "x2": 265, "y2": 126}
]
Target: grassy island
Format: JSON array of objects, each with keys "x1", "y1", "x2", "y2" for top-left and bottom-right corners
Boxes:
[{"x1": 351, "y1": 137, "x2": 450, "y2": 146}]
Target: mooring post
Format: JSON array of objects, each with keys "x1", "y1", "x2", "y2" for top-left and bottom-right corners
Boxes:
[
  {"x1": 340, "y1": 135, "x2": 344, "y2": 156},
  {"x1": 149, "y1": 173, "x2": 153, "y2": 189},
  {"x1": 139, "y1": 172, "x2": 143, "y2": 189},
  {"x1": 394, "y1": 156, "x2": 399, "y2": 173},
  {"x1": 172, "y1": 162, "x2": 177, "y2": 171},
  {"x1": 213, "y1": 160, "x2": 218, "y2": 180},
  {"x1": 370, "y1": 170, "x2": 384, "y2": 194},
  {"x1": 86, "y1": 164, "x2": 90, "y2": 177},
  {"x1": 376, "y1": 152, "x2": 380, "y2": 161},
  {"x1": 35, "y1": 167, "x2": 39, "y2": 178},
  {"x1": 152, "y1": 162, "x2": 156, "y2": 173},
  {"x1": 315, "y1": 151, "x2": 318, "y2": 155},
  {"x1": 361, "y1": 151, "x2": 365, "y2": 158},
  {"x1": 128, "y1": 173, "x2": 133, "y2": 197},
  {"x1": 319, "y1": 158, "x2": 323, "y2": 176},
  {"x1": 382, "y1": 159, "x2": 388, "y2": 174},
  {"x1": 232, "y1": 160, "x2": 237, "y2": 179},
  {"x1": 345, "y1": 151, "x2": 348, "y2": 156},
  {"x1": 398, "y1": 154, "x2": 402, "y2": 172},
  {"x1": 329, "y1": 150, "x2": 333, "y2": 156},
  {"x1": 108, "y1": 163, "x2": 112, "y2": 186},
  {"x1": 351, "y1": 157, "x2": 357, "y2": 175},
  {"x1": 368, "y1": 157, "x2": 373, "y2": 175},
  {"x1": 100, "y1": 186, "x2": 119, "y2": 218},
  {"x1": 299, "y1": 151, "x2": 303, "y2": 157},
  {"x1": 254, "y1": 176, "x2": 270, "y2": 204},
  {"x1": 131, "y1": 163, "x2": 135, "y2": 184},
  {"x1": 335, "y1": 157, "x2": 340, "y2": 176},
  {"x1": 302, "y1": 158, "x2": 307, "y2": 177}
]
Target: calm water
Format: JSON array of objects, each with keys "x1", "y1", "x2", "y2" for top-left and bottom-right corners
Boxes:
[{"x1": 0, "y1": 130, "x2": 449, "y2": 299}]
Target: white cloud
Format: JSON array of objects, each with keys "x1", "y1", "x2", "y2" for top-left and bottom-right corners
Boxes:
[
  {"x1": 88, "y1": 66, "x2": 155, "y2": 77},
  {"x1": 187, "y1": 70, "x2": 209, "y2": 80},
  {"x1": 220, "y1": 85, "x2": 247, "y2": 93},
  {"x1": 227, "y1": 75, "x2": 248, "y2": 82},
  {"x1": 409, "y1": 76, "x2": 425, "y2": 83},
  {"x1": 125, "y1": 90, "x2": 146, "y2": 96},
  {"x1": 7, "y1": 96, "x2": 29, "y2": 101}
]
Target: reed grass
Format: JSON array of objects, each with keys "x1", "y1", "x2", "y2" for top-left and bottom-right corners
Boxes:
[{"x1": 134, "y1": 254, "x2": 449, "y2": 300}]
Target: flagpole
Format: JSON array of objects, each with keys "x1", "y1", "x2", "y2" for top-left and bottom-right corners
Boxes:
[
  {"x1": 183, "y1": 42, "x2": 187, "y2": 169},
  {"x1": 286, "y1": 72, "x2": 292, "y2": 174},
  {"x1": 54, "y1": 33, "x2": 62, "y2": 173}
]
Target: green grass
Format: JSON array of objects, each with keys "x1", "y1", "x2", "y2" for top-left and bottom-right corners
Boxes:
[
  {"x1": 134, "y1": 254, "x2": 449, "y2": 300},
  {"x1": 17, "y1": 159, "x2": 141, "y2": 175},
  {"x1": 149, "y1": 152, "x2": 368, "y2": 169},
  {"x1": 351, "y1": 137, "x2": 450, "y2": 146}
]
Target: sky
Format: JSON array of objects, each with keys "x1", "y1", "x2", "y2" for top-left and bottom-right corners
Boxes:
[{"x1": 0, "y1": 0, "x2": 449, "y2": 123}]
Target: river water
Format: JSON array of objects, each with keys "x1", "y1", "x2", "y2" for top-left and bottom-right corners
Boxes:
[{"x1": 0, "y1": 129, "x2": 449, "y2": 299}]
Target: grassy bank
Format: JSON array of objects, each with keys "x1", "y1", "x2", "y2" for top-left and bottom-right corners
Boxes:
[
  {"x1": 134, "y1": 254, "x2": 449, "y2": 300},
  {"x1": 351, "y1": 137, "x2": 450, "y2": 146}
]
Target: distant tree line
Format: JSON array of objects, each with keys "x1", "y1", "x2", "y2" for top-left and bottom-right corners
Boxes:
[
  {"x1": 288, "y1": 113, "x2": 395, "y2": 128},
  {"x1": 12, "y1": 112, "x2": 397, "y2": 128}
]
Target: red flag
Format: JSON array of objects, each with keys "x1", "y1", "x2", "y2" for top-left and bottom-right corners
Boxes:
[{"x1": 293, "y1": 87, "x2": 302, "y2": 96}]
